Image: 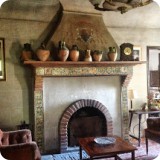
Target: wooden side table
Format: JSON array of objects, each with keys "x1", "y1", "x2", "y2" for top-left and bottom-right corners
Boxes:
[{"x1": 129, "y1": 109, "x2": 160, "y2": 146}]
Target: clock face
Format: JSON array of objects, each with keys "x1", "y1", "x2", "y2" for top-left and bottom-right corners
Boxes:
[
  {"x1": 124, "y1": 47, "x2": 132, "y2": 55},
  {"x1": 120, "y1": 43, "x2": 134, "y2": 61}
]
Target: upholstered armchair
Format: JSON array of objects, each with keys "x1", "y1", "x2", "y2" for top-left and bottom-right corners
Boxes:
[
  {"x1": 0, "y1": 129, "x2": 41, "y2": 160},
  {"x1": 145, "y1": 117, "x2": 160, "y2": 154}
]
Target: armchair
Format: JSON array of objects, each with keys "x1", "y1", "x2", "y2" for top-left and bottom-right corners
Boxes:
[
  {"x1": 0, "y1": 129, "x2": 41, "y2": 160},
  {"x1": 145, "y1": 117, "x2": 160, "y2": 154}
]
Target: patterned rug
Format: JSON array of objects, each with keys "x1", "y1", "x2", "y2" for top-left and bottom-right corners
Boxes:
[{"x1": 42, "y1": 138, "x2": 160, "y2": 160}]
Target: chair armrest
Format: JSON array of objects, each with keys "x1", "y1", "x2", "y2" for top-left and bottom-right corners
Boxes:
[{"x1": 147, "y1": 117, "x2": 160, "y2": 131}]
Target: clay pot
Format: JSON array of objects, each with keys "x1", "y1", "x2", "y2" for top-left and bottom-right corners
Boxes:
[
  {"x1": 69, "y1": 45, "x2": 79, "y2": 62},
  {"x1": 92, "y1": 50, "x2": 103, "y2": 62},
  {"x1": 84, "y1": 50, "x2": 92, "y2": 62},
  {"x1": 58, "y1": 41, "x2": 69, "y2": 61},
  {"x1": 36, "y1": 43, "x2": 50, "y2": 61},
  {"x1": 108, "y1": 47, "x2": 117, "y2": 61},
  {"x1": 21, "y1": 43, "x2": 33, "y2": 61},
  {"x1": 36, "y1": 49, "x2": 50, "y2": 61}
]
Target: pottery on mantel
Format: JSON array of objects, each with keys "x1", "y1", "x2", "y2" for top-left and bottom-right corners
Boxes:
[
  {"x1": 108, "y1": 47, "x2": 117, "y2": 61},
  {"x1": 84, "y1": 49, "x2": 92, "y2": 62},
  {"x1": 69, "y1": 45, "x2": 79, "y2": 62},
  {"x1": 92, "y1": 50, "x2": 103, "y2": 62},
  {"x1": 36, "y1": 43, "x2": 50, "y2": 61},
  {"x1": 20, "y1": 43, "x2": 33, "y2": 61},
  {"x1": 58, "y1": 41, "x2": 69, "y2": 61}
]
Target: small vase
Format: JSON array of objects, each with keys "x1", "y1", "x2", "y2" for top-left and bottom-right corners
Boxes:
[
  {"x1": 58, "y1": 41, "x2": 69, "y2": 61},
  {"x1": 69, "y1": 45, "x2": 79, "y2": 62},
  {"x1": 92, "y1": 50, "x2": 103, "y2": 62},
  {"x1": 21, "y1": 43, "x2": 33, "y2": 61},
  {"x1": 108, "y1": 47, "x2": 117, "y2": 61},
  {"x1": 36, "y1": 43, "x2": 50, "y2": 61},
  {"x1": 84, "y1": 50, "x2": 92, "y2": 62}
]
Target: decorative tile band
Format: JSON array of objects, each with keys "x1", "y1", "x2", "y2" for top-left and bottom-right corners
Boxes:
[
  {"x1": 34, "y1": 90, "x2": 44, "y2": 152},
  {"x1": 35, "y1": 66, "x2": 132, "y2": 76}
]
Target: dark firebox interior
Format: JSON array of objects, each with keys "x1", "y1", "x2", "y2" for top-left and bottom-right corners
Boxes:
[{"x1": 68, "y1": 107, "x2": 107, "y2": 146}]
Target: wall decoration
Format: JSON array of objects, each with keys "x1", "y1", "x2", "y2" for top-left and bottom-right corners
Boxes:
[
  {"x1": 0, "y1": 38, "x2": 6, "y2": 81},
  {"x1": 133, "y1": 46, "x2": 141, "y2": 61}
]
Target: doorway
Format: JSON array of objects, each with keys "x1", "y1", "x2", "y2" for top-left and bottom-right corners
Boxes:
[{"x1": 147, "y1": 46, "x2": 160, "y2": 109}]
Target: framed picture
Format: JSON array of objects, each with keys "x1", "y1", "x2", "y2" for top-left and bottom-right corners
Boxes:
[
  {"x1": 0, "y1": 38, "x2": 6, "y2": 81},
  {"x1": 133, "y1": 46, "x2": 141, "y2": 61}
]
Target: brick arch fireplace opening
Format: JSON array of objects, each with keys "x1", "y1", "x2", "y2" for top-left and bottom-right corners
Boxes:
[{"x1": 59, "y1": 99, "x2": 113, "y2": 153}]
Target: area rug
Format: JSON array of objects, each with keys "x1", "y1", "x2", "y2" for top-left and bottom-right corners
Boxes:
[{"x1": 42, "y1": 138, "x2": 160, "y2": 160}]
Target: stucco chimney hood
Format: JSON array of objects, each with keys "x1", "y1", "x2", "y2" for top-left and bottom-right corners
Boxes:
[{"x1": 47, "y1": 0, "x2": 118, "y2": 60}]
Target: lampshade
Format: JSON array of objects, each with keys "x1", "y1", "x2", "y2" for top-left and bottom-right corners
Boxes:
[{"x1": 128, "y1": 89, "x2": 137, "y2": 100}]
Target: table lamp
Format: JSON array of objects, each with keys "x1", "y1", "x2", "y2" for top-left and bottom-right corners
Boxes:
[{"x1": 128, "y1": 89, "x2": 137, "y2": 110}]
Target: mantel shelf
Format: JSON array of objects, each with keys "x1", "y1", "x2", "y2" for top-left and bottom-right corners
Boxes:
[{"x1": 24, "y1": 60, "x2": 146, "y2": 68}]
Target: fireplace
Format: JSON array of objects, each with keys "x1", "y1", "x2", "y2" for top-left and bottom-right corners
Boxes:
[
  {"x1": 23, "y1": 0, "x2": 145, "y2": 153},
  {"x1": 23, "y1": 61, "x2": 145, "y2": 153},
  {"x1": 59, "y1": 99, "x2": 113, "y2": 152}
]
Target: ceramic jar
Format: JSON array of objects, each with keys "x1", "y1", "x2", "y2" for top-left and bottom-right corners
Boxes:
[
  {"x1": 36, "y1": 43, "x2": 50, "y2": 61},
  {"x1": 69, "y1": 45, "x2": 79, "y2": 62},
  {"x1": 84, "y1": 50, "x2": 92, "y2": 62},
  {"x1": 58, "y1": 41, "x2": 69, "y2": 61},
  {"x1": 21, "y1": 43, "x2": 33, "y2": 61},
  {"x1": 92, "y1": 50, "x2": 103, "y2": 61},
  {"x1": 108, "y1": 47, "x2": 117, "y2": 61}
]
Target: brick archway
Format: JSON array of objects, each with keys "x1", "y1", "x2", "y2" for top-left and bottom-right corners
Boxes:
[{"x1": 59, "y1": 99, "x2": 113, "y2": 153}]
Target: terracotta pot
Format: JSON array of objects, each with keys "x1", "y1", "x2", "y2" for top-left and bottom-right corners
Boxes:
[
  {"x1": 108, "y1": 47, "x2": 117, "y2": 61},
  {"x1": 36, "y1": 49, "x2": 50, "y2": 61},
  {"x1": 69, "y1": 45, "x2": 79, "y2": 62},
  {"x1": 92, "y1": 50, "x2": 103, "y2": 61},
  {"x1": 21, "y1": 43, "x2": 33, "y2": 61},
  {"x1": 58, "y1": 41, "x2": 69, "y2": 61}
]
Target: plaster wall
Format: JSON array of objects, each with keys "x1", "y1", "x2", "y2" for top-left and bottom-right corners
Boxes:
[
  {"x1": 43, "y1": 76, "x2": 121, "y2": 151},
  {"x1": 0, "y1": 0, "x2": 160, "y2": 147},
  {"x1": 0, "y1": 3, "x2": 60, "y2": 129}
]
